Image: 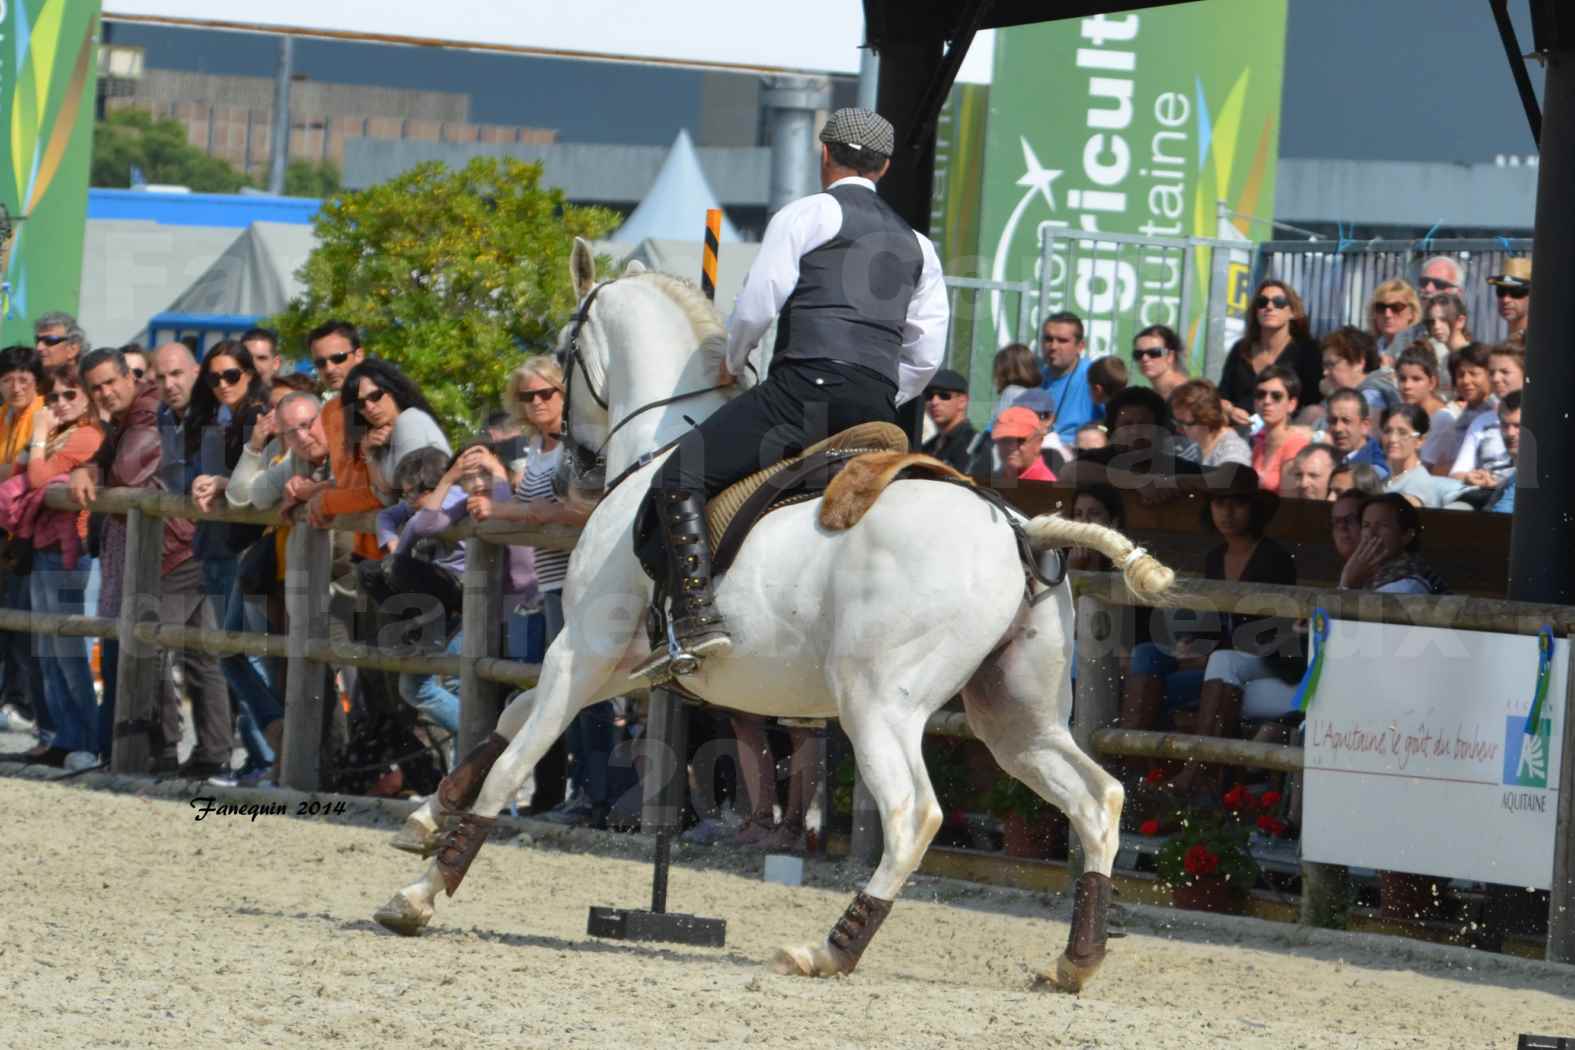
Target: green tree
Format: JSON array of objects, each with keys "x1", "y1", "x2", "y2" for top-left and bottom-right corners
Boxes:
[
  {"x1": 284, "y1": 160, "x2": 341, "y2": 198},
  {"x1": 91, "y1": 109, "x2": 252, "y2": 193},
  {"x1": 269, "y1": 157, "x2": 620, "y2": 434}
]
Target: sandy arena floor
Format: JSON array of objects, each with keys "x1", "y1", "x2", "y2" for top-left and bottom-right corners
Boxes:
[{"x1": 4, "y1": 775, "x2": 1572, "y2": 1049}]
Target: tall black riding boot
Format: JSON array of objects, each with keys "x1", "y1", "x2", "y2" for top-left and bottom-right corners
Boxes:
[{"x1": 634, "y1": 487, "x2": 731, "y2": 681}]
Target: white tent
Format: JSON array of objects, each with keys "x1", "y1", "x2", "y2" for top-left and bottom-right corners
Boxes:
[
  {"x1": 614, "y1": 129, "x2": 741, "y2": 246},
  {"x1": 618, "y1": 237, "x2": 760, "y2": 319}
]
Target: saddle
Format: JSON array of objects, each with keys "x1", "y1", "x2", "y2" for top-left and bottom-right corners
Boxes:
[
  {"x1": 634, "y1": 422, "x2": 970, "y2": 589},
  {"x1": 705, "y1": 422, "x2": 957, "y2": 576}
]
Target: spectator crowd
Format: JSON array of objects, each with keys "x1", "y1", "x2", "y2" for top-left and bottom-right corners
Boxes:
[{"x1": 0, "y1": 249, "x2": 1537, "y2": 870}]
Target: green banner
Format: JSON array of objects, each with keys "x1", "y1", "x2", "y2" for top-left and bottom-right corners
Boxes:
[
  {"x1": 928, "y1": 81, "x2": 990, "y2": 372},
  {"x1": 0, "y1": 0, "x2": 100, "y2": 342},
  {"x1": 970, "y1": 0, "x2": 1287, "y2": 404}
]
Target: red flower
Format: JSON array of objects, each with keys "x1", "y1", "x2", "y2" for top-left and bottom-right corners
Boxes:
[
  {"x1": 1144, "y1": 768, "x2": 1167, "y2": 785},
  {"x1": 1222, "y1": 785, "x2": 1250, "y2": 811},
  {"x1": 1258, "y1": 791, "x2": 1282, "y2": 809},
  {"x1": 1139, "y1": 819, "x2": 1161, "y2": 836},
  {"x1": 1257, "y1": 815, "x2": 1288, "y2": 837},
  {"x1": 1182, "y1": 843, "x2": 1219, "y2": 876}
]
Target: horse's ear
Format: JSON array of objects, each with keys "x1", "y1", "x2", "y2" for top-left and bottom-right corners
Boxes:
[
  {"x1": 622, "y1": 258, "x2": 647, "y2": 276},
  {"x1": 570, "y1": 237, "x2": 597, "y2": 300}
]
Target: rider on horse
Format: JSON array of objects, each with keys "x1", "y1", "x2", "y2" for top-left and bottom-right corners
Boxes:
[{"x1": 635, "y1": 107, "x2": 950, "y2": 682}]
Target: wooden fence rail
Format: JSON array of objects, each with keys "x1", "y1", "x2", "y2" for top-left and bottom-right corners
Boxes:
[{"x1": 7, "y1": 485, "x2": 1571, "y2": 963}]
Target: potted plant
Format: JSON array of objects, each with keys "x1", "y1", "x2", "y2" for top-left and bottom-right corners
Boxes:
[
  {"x1": 1151, "y1": 787, "x2": 1263, "y2": 914},
  {"x1": 988, "y1": 777, "x2": 1068, "y2": 860}
]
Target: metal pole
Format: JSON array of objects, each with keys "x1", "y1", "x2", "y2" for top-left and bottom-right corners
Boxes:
[
  {"x1": 857, "y1": 47, "x2": 881, "y2": 112},
  {"x1": 1545, "y1": 642, "x2": 1575, "y2": 962},
  {"x1": 761, "y1": 76, "x2": 831, "y2": 219},
  {"x1": 1504, "y1": 31, "x2": 1575, "y2": 959},
  {"x1": 267, "y1": 35, "x2": 294, "y2": 195}
]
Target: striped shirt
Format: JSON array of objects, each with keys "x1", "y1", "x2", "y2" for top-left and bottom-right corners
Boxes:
[{"x1": 516, "y1": 437, "x2": 569, "y2": 592}]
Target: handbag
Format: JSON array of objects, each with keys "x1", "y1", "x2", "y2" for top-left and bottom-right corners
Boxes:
[{"x1": 0, "y1": 534, "x2": 33, "y2": 578}]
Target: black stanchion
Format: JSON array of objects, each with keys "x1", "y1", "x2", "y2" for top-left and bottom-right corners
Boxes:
[{"x1": 587, "y1": 688, "x2": 726, "y2": 947}]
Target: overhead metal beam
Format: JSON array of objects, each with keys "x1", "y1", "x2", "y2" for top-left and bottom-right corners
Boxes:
[{"x1": 1492, "y1": 0, "x2": 1543, "y2": 144}]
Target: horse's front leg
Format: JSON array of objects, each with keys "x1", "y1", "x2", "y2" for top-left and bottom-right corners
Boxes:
[{"x1": 374, "y1": 616, "x2": 629, "y2": 935}]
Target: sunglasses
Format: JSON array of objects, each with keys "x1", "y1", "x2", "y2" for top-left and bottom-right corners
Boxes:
[
  {"x1": 205, "y1": 368, "x2": 246, "y2": 388},
  {"x1": 359, "y1": 388, "x2": 389, "y2": 408},
  {"x1": 313, "y1": 350, "x2": 353, "y2": 370},
  {"x1": 1254, "y1": 388, "x2": 1288, "y2": 402},
  {"x1": 1131, "y1": 347, "x2": 1167, "y2": 361},
  {"x1": 1375, "y1": 302, "x2": 1410, "y2": 315},
  {"x1": 1496, "y1": 286, "x2": 1530, "y2": 299},
  {"x1": 43, "y1": 389, "x2": 81, "y2": 405},
  {"x1": 1379, "y1": 427, "x2": 1419, "y2": 440},
  {"x1": 131, "y1": 367, "x2": 145, "y2": 380},
  {"x1": 36, "y1": 334, "x2": 68, "y2": 347},
  {"x1": 1254, "y1": 294, "x2": 1290, "y2": 310},
  {"x1": 516, "y1": 387, "x2": 559, "y2": 403},
  {"x1": 1418, "y1": 277, "x2": 1457, "y2": 292},
  {"x1": 924, "y1": 390, "x2": 957, "y2": 402}
]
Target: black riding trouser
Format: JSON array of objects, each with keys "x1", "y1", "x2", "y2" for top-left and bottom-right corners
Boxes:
[{"x1": 653, "y1": 358, "x2": 901, "y2": 500}]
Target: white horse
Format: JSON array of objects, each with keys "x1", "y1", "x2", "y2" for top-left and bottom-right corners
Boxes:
[{"x1": 374, "y1": 240, "x2": 1175, "y2": 991}]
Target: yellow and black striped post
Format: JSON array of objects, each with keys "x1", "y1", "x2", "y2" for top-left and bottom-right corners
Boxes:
[{"x1": 700, "y1": 209, "x2": 721, "y2": 301}]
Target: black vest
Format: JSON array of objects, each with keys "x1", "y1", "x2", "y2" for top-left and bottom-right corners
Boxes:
[{"x1": 771, "y1": 183, "x2": 924, "y2": 385}]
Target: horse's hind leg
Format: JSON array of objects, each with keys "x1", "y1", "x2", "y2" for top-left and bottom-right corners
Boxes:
[
  {"x1": 961, "y1": 614, "x2": 1123, "y2": 993},
  {"x1": 772, "y1": 703, "x2": 941, "y2": 978}
]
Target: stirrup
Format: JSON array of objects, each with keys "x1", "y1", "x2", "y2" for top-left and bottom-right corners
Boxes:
[{"x1": 631, "y1": 614, "x2": 729, "y2": 683}]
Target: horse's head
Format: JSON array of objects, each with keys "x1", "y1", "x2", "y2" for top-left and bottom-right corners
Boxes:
[
  {"x1": 551, "y1": 238, "x2": 617, "y2": 501},
  {"x1": 552, "y1": 236, "x2": 737, "y2": 502}
]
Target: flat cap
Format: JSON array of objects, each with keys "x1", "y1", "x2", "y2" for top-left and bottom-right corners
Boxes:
[
  {"x1": 923, "y1": 368, "x2": 968, "y2": 394},
  {"x1": 819, "y1": 108, "x2": 895, "y2": 156}
]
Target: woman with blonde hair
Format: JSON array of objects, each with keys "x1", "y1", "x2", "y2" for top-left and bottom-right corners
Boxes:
[{"x1": 1367, "y1": 278, "x2": 1422, "y2": 365}]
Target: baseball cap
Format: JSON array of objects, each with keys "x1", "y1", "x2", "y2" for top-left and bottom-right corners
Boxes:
[{"x1": 993, "y1": 407, "x2": 1043, "y2": 441}]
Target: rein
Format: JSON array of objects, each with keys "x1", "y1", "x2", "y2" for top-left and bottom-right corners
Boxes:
[{"x1": 559, "y1": 277, "x2": 728, "y2": 496}]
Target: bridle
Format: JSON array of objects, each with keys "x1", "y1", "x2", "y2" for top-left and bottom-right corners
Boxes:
[{"x1": 557, "y1": 278, "x2": 730, "y2": 496}]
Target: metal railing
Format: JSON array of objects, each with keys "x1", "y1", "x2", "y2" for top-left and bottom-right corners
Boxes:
[{"x1": 1252, "y1": 238, "x2": 1533, "y2": 344}]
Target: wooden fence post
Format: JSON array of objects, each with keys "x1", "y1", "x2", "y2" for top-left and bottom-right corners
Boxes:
[
  {"x1": 281, "y1": 523, "x2": 331, "y2": 792},
  {"x1": 1069, "y1": 592, "x2": 1130, "y2": 874},
  {"x1": 110, "y1": 507, "x2": 165, "y2": 774},
  {"x1": 1546, "y1": 643, "x2": 1575, "y2": 963},
  {"x1": 458, "y1": 538, "x2": 504, "y2": 758}
]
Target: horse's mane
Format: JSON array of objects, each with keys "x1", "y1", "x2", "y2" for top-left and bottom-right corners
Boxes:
[{"x1": 631, "y1": 270, "x2": 729, "y2": 375}]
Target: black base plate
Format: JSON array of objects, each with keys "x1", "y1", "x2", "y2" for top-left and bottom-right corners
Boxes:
[{"x1": 587, "y1": 906, "x2": 727, "y2": 947}]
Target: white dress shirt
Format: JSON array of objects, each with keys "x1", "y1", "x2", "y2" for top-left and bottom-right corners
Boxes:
[{"x1": 724, "y1": 176, "x2": 949, "y2": 405}]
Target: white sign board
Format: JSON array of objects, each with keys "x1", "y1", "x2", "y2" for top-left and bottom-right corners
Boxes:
[
  {"x1": 103, "y1": 2, "x2": 997, "y2": 82},
  {"x1": 1303, "y1": 621, "x2": 1565, "y2": 890}
]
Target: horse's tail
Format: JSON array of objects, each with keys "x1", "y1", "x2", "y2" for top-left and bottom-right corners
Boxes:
[{"x1": 1023, "y1": 514, "x2": 1176, "y2": 607}]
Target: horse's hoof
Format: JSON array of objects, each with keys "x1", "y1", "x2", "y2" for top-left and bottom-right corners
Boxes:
[
  {"x1": 769, "y1": 943, "x2": 842, "y2": 978},
  {"x1": 373, "y1": 892, "x2": 433, "y2": 936},
  {"x1": 1041, "y1": 952, "x2": 1103, "y2": 993},
  {"x1": 390, "y1": 810, "x2": 442, "y2": 858}
]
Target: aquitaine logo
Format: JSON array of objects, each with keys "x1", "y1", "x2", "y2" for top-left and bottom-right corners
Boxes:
[{"x1": 1502, "y1": 716, "x2": 1551, "y2": 789}]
